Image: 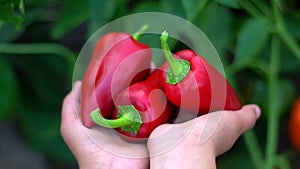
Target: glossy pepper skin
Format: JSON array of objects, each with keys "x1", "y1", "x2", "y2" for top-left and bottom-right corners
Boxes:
[
  {"x1": 159, "y1": 31, "x2": 241, "y2": 115},
  {"x1": 81, "y1": 32, "x2": 152, "y2": 128},
  {"x1": 289, "y1": 97, "x2": 300, "y2": 151},
  {"x1": 90, "y1": 70, "x2": 174, "y2": 142}
]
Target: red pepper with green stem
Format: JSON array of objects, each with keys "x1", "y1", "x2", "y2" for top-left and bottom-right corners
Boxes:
[
  {"x1": 81, "y1": 26, "x2": 152, "y2": 128},
  {"x1": 159, "y1": 31, "x2": 241, "y2": 115},
  {"x1": 90, "y1": 70, "x2": 174, "y2": 141}
]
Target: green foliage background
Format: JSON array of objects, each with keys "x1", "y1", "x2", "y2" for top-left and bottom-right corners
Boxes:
[{"x1": 0, "y1": 0, "x2": 299, "y2": 168}]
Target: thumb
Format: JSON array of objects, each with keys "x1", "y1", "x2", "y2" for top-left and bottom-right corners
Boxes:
[{"x1": 207, "y1": 104, "x2": 261, "y2": 156}]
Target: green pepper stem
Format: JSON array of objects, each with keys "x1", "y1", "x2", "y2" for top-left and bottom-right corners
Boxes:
[
  {"x1": 90, "y1": 109, "x2": 132, "y2": 128},
  {"x1": 132, "y1": 25, "x2": 149, "y2": 41},
  {"x1": 90, "y1": 105, "x2": 142, "y2": 134},
  {"x1": 160, "y1": 31, "x2": 190, "y2": 85}
]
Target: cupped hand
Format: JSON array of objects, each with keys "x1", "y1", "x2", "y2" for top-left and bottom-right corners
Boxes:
[
  {"x1": 147, "y1": 104, "x2": 260, "y2": 169},
  {"x1": 61, "y1": 81, "x2": 149, "y2": 169},
  {"x1": 61, "y1": 81, "x2": 260, "y2": 169}
]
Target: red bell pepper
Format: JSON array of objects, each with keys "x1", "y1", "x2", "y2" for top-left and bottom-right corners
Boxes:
[
  {"x1": 159, "y1": 31, "x2": 241, "y2": 115},
  {"x1": 89, "y1": 70, "x2": 174, "y2": 141},
  {"x1": 81, "y1": 28, "x2": 152, "y2": 128}
]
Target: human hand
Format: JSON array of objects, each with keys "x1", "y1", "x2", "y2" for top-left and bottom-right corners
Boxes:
[
  {"x1": 61, "y1": 81, "x2": 260, "y2": 169},
  {"x1": 60, "y1": 81, "x2": 149, "y2": 169},
  {"x1": 147, "y1": 104, "x2": 260, "y2": 169}
]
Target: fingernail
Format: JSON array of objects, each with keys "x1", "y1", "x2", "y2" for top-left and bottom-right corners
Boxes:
[{"x1": 254, "y1": 106, "x2": 261, "y2": 119}]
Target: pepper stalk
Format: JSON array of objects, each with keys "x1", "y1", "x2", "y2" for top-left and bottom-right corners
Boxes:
[
  {"x1": 160, "y1": 31, "x2": 191, "y2": 85},
  {"x1": 90, "y1": 105, "x2": 142, "y2": 134}
]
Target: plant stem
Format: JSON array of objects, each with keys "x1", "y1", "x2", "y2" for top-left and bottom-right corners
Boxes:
[
  {"x1": 132, "y1": 25, "x2": 149, "y2": 41},
  {"x1": 272, "y1": 0, "x2": 300, "y2": 62},
  {"x1": 243, "y1": 130, "x2": 263, "y2": 169},
  {"x1": 265, "y1": 35, "x2": 280, "y2": 169}
]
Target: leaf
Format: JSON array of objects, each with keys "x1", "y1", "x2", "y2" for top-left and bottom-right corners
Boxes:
[
  {"x1": 245, "y1": 77, "x2": 296, "y2": 118},
  {"x1": 11, "y1": 54, "x2": 69, "y2": 109},
  {"x1": 213, "y1": 0, "x2": 239, "y2": 9},
  {"x1": 8, "y1": 53, "x2": 73, "y2": 162},
  {"x1": 161, "y1": 0, "x2": 185, "y2": 18},
  {"x1": 87, "y1": 0, "x2": 116, "y2": 36},
  {"x1": 0, "y1": 57, "x2": 20, "y2": 120},
  {"x1": 133, "y1": 1, "x2": 163, "y2": 13},
  {"x1": 113, "y1": 0, "x2": 130, "y2": 18},
  {"x1": 22, "y1": 0, "x2": 55, "y2": 7},
  {"x1": 0, "y1": 20, "x2": 3, "y2": 30},
  {"x1": 0, "y1": 9, "x2": 41, "y2": 43},
  {"x1": 286, "y1": 16, "x2": 300, "y2": 39},
  {"x1": 275, "y1": 79, "x2": 297, "y2": 117},
  {"x1": 19, "y1": 109, "x2": 75, "y2": 163},
  {"x1": 51, "y1": 0, "x2": 88, "y2": 40},
  {"x1": 279, "y1": 43, "x2": 300, "y2": 73},
  {"x1": 217, "y1": 146, "x2": 254, "y2": 169},
  {"x1": 180, "y1": 0, "x2": 207, "y2": 21},
  {"x1": 0, "y1": 0, "x2": 25, "y2": 28},
  {"x1": 195, "y1": 2, "x2": 234, "y2": 65},
  {"x1": 234, "y1": 18, "x2": 269, "y2": 66}
]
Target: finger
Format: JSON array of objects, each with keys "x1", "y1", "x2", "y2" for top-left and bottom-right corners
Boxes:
[
  {"x1": 205, "y1": 104, "x2": 260, "y2": 156},
  {"x1": 61, "y1": 81, "x2": 82, "y2": 125},
  {"x1": 60, "y1": 81, "x2": 87, "y2": 147},
  {"x1": 222, "y1": 104, "x2": 260, "y2": 136},
  {"x1": 60, "y1": 81, "x2": 98, "y2": 159},
  {"x1": 72, "y1": 81, "x2": 82, "y2": 105},
  {"x1": 61, "y1": 89, "x2": 74, "y2": 125}
]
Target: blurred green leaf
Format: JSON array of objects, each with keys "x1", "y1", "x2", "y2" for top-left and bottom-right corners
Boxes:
[
  {"x1": 23, "y1": 0, "x2": 56, "y2": 7},
  {"x1": 195, "y1": 2, "x2": 234, "y2": 65},
  {"x1": 279, "y1": 44, "x2": 300, "y2": 73},
  {"x1": 217, "y1": 148, "x2": 254, "y2": 169},
  {"x1": 0, "y1": 9, "x2": 40, "y2": 43},
  {"x1": 286, "y1": 16, "x2": 300, "y2": 40},
  {"x1": 0, "y1": 0, "x2": 25, "y2": 28},
  {"x1": 11, "y1": 54, "x2": 69, "y2": 109},
  {"x1": 234, "y1": 18, "x2": 269, "y2": 66},
  {"x1": 213, "y1": 0, "x2": 239, "y2": 9},
  {"x1": 112, "y1": 0, "x2": 129, "y2": 18},
  {"x1": 180, "y1": 0, "x2": 207, "y2": 21},
  {"x1": 20, "y1": 109, "x2": 75, "y2": 163},
  {"x1": 88, "y1": 0, "x2": 116, "y2": 36},
  {"x1": 161, "y1": 0, "x2": 185, "y2": 18},
  {"x1": 133, "y1": 1, "x2": 163, "y2": 13},
  {"x1": 244, "y1": 77, "x2": 296, "y2": 118},
  {"x1": 0, "y1": 57, "x2": 20, "y2": 120},
  {"x1": 132, "y1": 1, "x2": 180, "y2": 52},
  {"x1": 0, "y1": 20, "x2": 3, "y2": 29},
  {"x1": 139, "y1": 33, "x2": 161, "y2": 49},
  {"x1": 6, "y1": 53, "x2": 73, "y2": 164},
  {"x1": 275, "y1": 79, "x2": 297, "y2": 117},
  {"x1": 51, "y1": 0, "x2": 88, "y2": 40}
]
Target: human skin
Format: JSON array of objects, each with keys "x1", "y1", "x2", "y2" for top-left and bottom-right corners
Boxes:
[
  {"x1": 61, "y1": 81, "x2": 149, "y2": 169},
  {"x1": 148, "y1": 104, "x2": 260, "y2": 169},
  {"x1": 61, "y1": 81, "x2": 260, "y2": 169}
]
